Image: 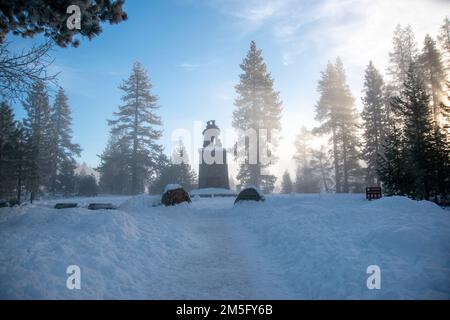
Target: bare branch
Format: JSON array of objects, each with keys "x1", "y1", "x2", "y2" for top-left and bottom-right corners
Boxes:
[{"x1": 0, "y1": 41, "x2": 59, "y2": 101}]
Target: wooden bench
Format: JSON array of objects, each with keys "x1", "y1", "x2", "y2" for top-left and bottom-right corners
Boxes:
[
  {"x1": 87, "y1": 203, "x2": 117, "y2": 210},
  {"x1": 54, "y1": 203, "x2": 78, "y2": 209},
  {"x1": 366, "y1": 187, "x2": 382, "y2": 200}
]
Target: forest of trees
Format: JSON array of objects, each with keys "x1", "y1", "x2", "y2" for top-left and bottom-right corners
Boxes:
[
  {"x1": 0, "y1": 0, "x2": 126, "y2": 202},
  {"x1": 0, "y1": 3, "x2": 448, "y2": 205},
  {"x1": 292, "y1": 19, "x2": 449, "y2": 204},
  {"x1": 0, "y1": 83, "x2": 92, "y2": 202}
]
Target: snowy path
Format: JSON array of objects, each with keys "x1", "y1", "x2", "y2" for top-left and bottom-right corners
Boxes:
[
  {"x1": 1, "y1": 194, "x2": 450, "y2": 299},
  {"x1": 171, "y1": 203, "x2": 293, "y2": 299}
]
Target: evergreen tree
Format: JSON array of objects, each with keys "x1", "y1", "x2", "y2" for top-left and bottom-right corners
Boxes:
[
  {"x1": 293, "y1": 126, "x2": 313, "y2": 167},
  {"x1": 0, "y1": 101, "x2": 19, "y2": 199},
  {"x1": 441, "y1": 82, "x2": 450, "y2": 133},
  {"x1": 381, "y1": 64, "x2": 444, "y2": 200},
  {"x1": 313, "y1": 58, "x2": 362, "y2": 193},
  {"x1": 293, "y1": 126, "x2": 322, "y2": 193},
  {"x1": 22, "y1": 81, "x2": 52, "y2": 200},
  {"x1": 294, "y1": 163, "x2": 321, "y2": 193},
  {"x1": 233, "y1": 41, "x2": 282, "y2": 193},
  {"x1": 107, "y1": 62, "x2": 163, "y2": 194},
  {"x1": 437, "y1": 16, "x2": 450, "y2": 70},
  {"x1": 77, "y1": 174, "x2": 99, "y2": 197},
  {"x1": 49, "y1": 88, "x2": 81, "y2": 194},
  {"x1": 428, "y1": 123, "x2": 450, "y2": 203},
  {"x1": 397, "y1": 65, "x2": 435, "y2": 200},
  {"x1": 13, "y1": 123, "x2": 28, "y2": 204},
  {"x1": 57, "y1": 158, "x2": 77, "y2": 196},
  {"x1": 170, "y1": 139, "x2": 197, "y2": 191},
  {"x1": 149, "y1": 141, "x2": 197, "y2": 195},
  {"x1": 280, "y1": 171, "x2": 293, "y2": 194},
  {"x1": 387, "y1": 24, "x2": 419, "y2": 94},
  {"x1": 311, "y1": 145, "x2": 333, "y2": 193},
  {"x1": 378, "y1": 121, "x2": 412, "y2": 196},
  {"x1": 98, "y1": 132, "x2": 132, "y2": 194},
  {"x1": 361, "y1": 61, "x2": 387, "y2": 186},
  {"x1": 419, "y1": 34, "x2": 446, "y2": 125},
  {"x1": 0, "y1": 1, "x2": 127, "y2": 47}
]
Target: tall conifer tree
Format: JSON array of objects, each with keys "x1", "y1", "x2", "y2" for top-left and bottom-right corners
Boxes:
[
  {"x1": 106, "y1": 62, "x2": 163, "y2": 194},
  {"x1": 361, "y1": 61, "x2": 387, "y2": 186},
  {"x1": 233, "y1": 41, "x2": 282, "y2": 193}
]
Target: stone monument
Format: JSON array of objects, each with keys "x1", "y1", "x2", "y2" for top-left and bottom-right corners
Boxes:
[{"x1": 198, "y1": 120, "x2": 229, "y2": 189}]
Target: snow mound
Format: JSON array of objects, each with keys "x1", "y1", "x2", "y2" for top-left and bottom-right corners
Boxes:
[{"x1": 119, "y1": 194, "x2": 161, "y2": 211}]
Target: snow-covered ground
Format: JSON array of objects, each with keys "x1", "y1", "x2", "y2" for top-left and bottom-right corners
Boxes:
[{"x1": 0, "y1": 194, "x2": 449, "y2": 299}]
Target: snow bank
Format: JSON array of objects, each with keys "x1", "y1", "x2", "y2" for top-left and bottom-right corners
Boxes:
[
  {"x1": 237, "y1": 194, "x2": 450, "y2": 299},
  {"x1": 0, "y1": 194, "x2": 449, "y2": 299},
  {"x1": 0, "y1": 196, "x2": 201, "y2": 299}
]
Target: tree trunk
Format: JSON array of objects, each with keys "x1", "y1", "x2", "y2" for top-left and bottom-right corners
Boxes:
[
  {"x1": 342, "y1": 128, "x2": 349, "y2": 193},
  {"x1": 332, "y1": 125, "x2": 341, "y2": 193}
]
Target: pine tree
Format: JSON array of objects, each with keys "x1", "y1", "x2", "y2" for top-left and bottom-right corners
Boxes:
[
  {"x1": 280, "y1": 171, "x2": 293, "y2": 194},
  {"x1": 0, "y1": 1, "x2": 127, "y2": 47},
  {"x1": 98, "y1": 132, "x2": 132, "y2": 194},
  {"x1": 49, "y1": 88, "x2": 81, "y2": 194},
  {"x1": 77, "y1": 174, "x2": 99, "y2": 197},
  {"x1": 292, "y1": 126, "x2": 323, "y2": 193},
  {"x1": 419, "y1": 34, "x2": 446, "y2": 125},
  {"x1": 437, "y1": 16, "x2": 450, "y2": 70},
  {"x1": 313, "y1": 58, "x2": 362, "y2": 193},
  {"x1": 294, "y1": 163, "x2": 320, "y2": 193},
  {"x1": 293, "y1": 126, "x2": 313, "y2": 167},
  {"x1": 383, "y1": 64, "x2": 438, "y2": 200},
  {"x1": 58, "y1": 158, "x2": 77, "y2": 195},
  {"x1": 149, "y1": 141, "x2": 197, "y2": 194},
  {"x1": 170, "y1": 139, "x2": 197, "y2": 191},
  {"x1": 14, "y1": 122, "x2": 28, "y2": 204},
  {"x1": 108, "y1": 62, "x2": 163, "y2": 194},
  {"x1": 441, "y1": 82, "x2": 450, "y2": 133},
  {"x1": 428, "y1": 123, "x2": 450, "y2": 203},
  {"x1": 378, "y1": 121, "x2": 412, "y2": 196},
  {"x1": 361, "y1": 61, "x2": 387, "y2": 186},
  {"x1": 311, "y1": 145, "x2": 333, "y2": 193},
  {"x1": 387, "y1": 25, "x2": 419, "y2": 94},
  {"x1": 22, "y1": 81, "x2": 52, "y2": 200},
  {"x1": 233, "y1": 41, "x2": 282, "y2": 193},
  {"x1": 0, "y1": 101, "x2": 19, "y2": 199}
]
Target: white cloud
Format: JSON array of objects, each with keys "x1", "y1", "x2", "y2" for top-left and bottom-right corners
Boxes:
[
  {"x1": 177, "y1": 62, "x2": 201, "y2": 71},
  {"x1": 207, "y1": 0, "x2": 449, "y2": 70},
  {"x1": 177, "y1": 59, "x2": 218, "y2": 72},
  {"x1": 206, "y1": 0, "x2": 283, "y2": 22}
]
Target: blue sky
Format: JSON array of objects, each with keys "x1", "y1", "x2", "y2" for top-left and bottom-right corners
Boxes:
[{"x1": 8, "y1": 0, "x2": 449, "y2": 182}]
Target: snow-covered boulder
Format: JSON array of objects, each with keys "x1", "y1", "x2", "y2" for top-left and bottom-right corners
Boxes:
[
  {"x1": 161, "y1": 185, "x2": 191, "y2": 206},
  {"x1": 234, "y1": 186, "x2": 265, "y2": 204}
]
